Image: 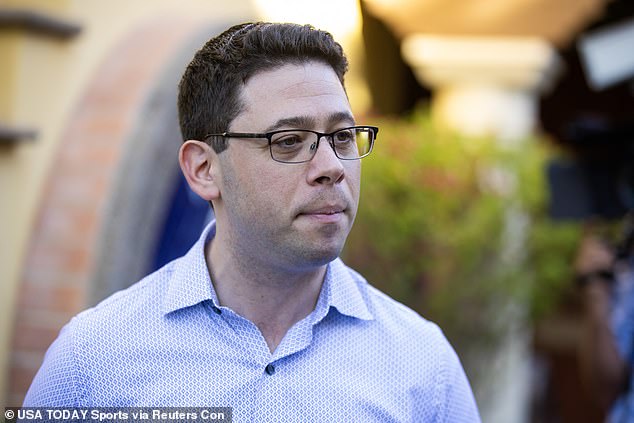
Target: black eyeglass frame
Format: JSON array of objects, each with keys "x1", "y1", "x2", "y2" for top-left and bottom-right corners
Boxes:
[{"x1": 205, "y1": 125, "x2": 378, "y2": 164}]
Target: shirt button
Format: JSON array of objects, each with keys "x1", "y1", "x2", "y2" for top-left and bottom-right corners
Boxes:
[
  {"x1": 265, "y1": 364, "x2": 275, "y2": 375},
  {"x1": 212, "y1": 306, "x2": 222, "y2": 315}
]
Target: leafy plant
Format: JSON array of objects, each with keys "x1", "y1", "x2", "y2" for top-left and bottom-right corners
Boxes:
[{"x1": 343, "y1": 110, "x2": 581, "y2": 365}]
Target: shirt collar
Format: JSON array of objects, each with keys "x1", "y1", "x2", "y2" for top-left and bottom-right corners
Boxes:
[
  {"x1": 162, "y1": 221, "x2": 218, "y2": 315},
  {"x1": 162, "y1": 220, "x2": 374, "y2": 322},
  {"x1": 318, "y1": 258, "x2": 374, "y2": 321}
]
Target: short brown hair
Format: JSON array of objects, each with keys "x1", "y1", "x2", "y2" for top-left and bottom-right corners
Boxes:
[{"x1": 177, "y1": 22, "x2": 349, "y2": 152}]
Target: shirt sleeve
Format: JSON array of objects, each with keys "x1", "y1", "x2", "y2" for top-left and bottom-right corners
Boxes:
[
  {"x1": 436, "y1": 337, "x2": 482, "y2": 422},
  {"x1": 611, "y1": 271, "x2": 634, "y2": 361},
  {"x1": 23, "y1": 320, "x2": 83, "y2": 407}
]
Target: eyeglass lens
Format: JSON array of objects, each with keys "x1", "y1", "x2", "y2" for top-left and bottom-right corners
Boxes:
[{"x1": 270, "y1": 127, "x2": 373, "y2": 163}]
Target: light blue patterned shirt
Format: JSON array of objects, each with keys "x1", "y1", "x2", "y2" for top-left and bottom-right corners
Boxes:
[
  {"x1": 608, "y1": 263, "x2": 634, "y2": 423},
  {"x1": 24, "y1": 221, "x2": 481, "y2": 422}
]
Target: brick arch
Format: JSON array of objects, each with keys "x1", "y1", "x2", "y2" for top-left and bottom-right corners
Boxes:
[{"x1": 8, "y1": 17, "x2": 227, "y2": 405}]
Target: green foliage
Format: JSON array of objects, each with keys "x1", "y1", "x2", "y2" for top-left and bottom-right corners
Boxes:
[{"x1": 343, "y1": 111, "x2": 581, "y2": 355}]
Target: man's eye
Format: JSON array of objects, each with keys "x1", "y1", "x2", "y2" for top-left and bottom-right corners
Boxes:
[
  {"x1": 334, "y1": 130, "x2": 354, "y2": 143},
  {"x1": 272, "y1": 134, "x2": 305, "y2": 149}
]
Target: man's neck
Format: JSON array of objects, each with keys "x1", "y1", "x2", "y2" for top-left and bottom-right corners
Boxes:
[{"x1": 206, "y1": 237, "x2": 327, "y2": 353}]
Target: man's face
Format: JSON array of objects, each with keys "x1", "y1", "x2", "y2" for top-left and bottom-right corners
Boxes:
[{"x1": 213, "y1": 61, "x2": 361, "y2": 272}]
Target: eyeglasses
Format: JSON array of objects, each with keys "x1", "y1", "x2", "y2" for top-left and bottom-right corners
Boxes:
[{"x1": 205, "y1": 125, "x2": 378, "y2": 164}]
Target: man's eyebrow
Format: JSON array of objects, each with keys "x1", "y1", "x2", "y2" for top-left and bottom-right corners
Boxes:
[
  {"x1": 265, "y1": 116, "x2": 315, "y2": 132},
  {"x1": 328, "y1": 111, "x2": 356, "y2": 126},
  {"x1": 264, "y1": 112, "x2": 356, "y2": 132}
]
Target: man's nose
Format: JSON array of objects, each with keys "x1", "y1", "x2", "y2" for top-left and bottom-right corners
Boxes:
[{"x1": 306, "y1": 137, "x2": 345, "y2": 185}]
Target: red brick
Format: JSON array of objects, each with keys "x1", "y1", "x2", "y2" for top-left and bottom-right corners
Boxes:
[
  {"x1": 12, "y1": 325, "x2": 59, "y2": 352},
  {"x1": 18, "y1": 283, "x2": 84, "y2": 313},
  {"x1": 9, "y1": 366, "x2": 38, "y2": 400}
]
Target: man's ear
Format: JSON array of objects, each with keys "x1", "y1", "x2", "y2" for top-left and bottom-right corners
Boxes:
[{"x1": 179, "y1": 140, "x2": 221, "y2": 201}]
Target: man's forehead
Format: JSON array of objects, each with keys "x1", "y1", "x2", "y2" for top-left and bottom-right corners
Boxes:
[
  {"x1": 264, "y1": 112, "x2": 355, "y2": 132},
  {"x1": 243, "y1": 62, "x2": 344, "y2": 97},
  {"x1": 231, "y1": 62, "x2": 352, "y2": 131}
]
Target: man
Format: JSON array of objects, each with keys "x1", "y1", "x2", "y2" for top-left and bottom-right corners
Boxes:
[
  {"x1": 24, "y1": 22, "x2": 480, "y2": 421},
  {"x1": 576, "y1": 226, "x2": 634, "y2": 422}
]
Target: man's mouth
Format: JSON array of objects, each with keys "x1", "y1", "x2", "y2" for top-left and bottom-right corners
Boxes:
[
  {"x1": 305, "y1": 207, "x2": 344, "y2": 215},
  {"x1": 298, "y1": 205, "x2": 346, "y2": 222}
]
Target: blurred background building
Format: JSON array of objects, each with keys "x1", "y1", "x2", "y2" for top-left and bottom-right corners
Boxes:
[{"x1": 1, "y1": 0, "x2": 633, "y2": 421}]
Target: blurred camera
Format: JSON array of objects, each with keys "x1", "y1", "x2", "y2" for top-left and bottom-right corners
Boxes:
[{"x1": 547, "y1": 118, "x2": 634, "y2": 221}]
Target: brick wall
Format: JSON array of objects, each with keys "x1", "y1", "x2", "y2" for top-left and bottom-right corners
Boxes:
[{"x1": 7, "y1": 17, "x2": 203, "y2": 406}]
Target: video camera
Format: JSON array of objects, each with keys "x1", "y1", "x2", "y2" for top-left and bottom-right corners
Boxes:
[
  {"x1": 547, "y1": 17, "x2": 634, "y2": 221},
  {"x1": 547, "y1": 118, "x2": 634, "y2": 221}
]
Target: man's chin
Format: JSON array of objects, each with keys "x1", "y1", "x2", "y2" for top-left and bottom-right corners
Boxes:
[
  {"x1": 293, "y1": 243, "x2": 345, "y2": 269},
  {"x1": 285, "y1": 222, "x2": 350, "y2": 266}
]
